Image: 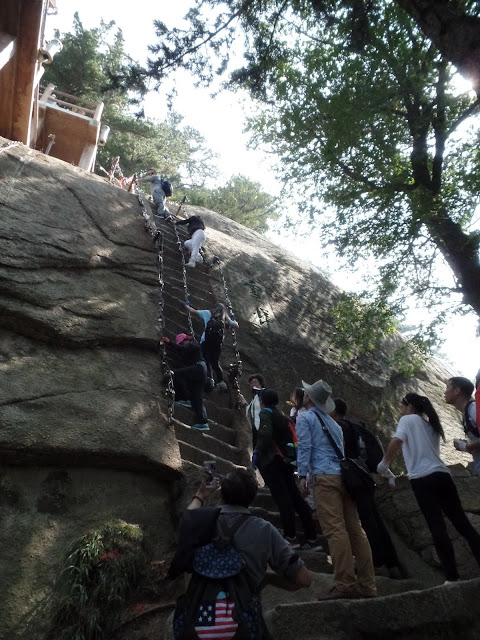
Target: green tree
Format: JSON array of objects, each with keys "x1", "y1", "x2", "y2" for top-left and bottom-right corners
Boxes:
[
  {"x1": 185, "y1": 174, "x2": 279, "y2": 231},
  {"x1": 147, "y1": 0, "x2": 480, "y2": 331},
  {"x1": 44, "y1": 14, "x2": 217, "y2": 182}
]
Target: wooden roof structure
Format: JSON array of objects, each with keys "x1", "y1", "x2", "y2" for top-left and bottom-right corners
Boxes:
[{"x1": 0, "y1": 0, "x2": 104, "y2": 171}]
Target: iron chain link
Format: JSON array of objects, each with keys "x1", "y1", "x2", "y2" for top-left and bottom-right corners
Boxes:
[{"x1": 136, "y1": 191, "x2": 175, "y2": 425}]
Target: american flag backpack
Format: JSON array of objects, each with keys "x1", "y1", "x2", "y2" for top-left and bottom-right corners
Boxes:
[{"x1": 173, "y1": 513, "x2": 271, "y2": 640}]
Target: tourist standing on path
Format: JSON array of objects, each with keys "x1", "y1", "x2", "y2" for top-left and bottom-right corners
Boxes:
[
  {"x1": 175, "y1": 214, "x2": 206, "y2": 267},
  {"x1": 253, "y1": 389, "x2": 320, "y2": 550},
  {"x1": 444, "y1": 376, "x2": 480, "y2": 475},
  {"x1": 168, "y1": 469, "x2": 312, "y2": 639},
  {"x1": 296, "y1": 379, "x2": 376, "y2": 600},
  {"x1": 137, "y1": 170, "x2": 171, "y2": 218},
  {"x1": 239, "y1": 374, "x2": 265, "y2": 448},
  {"x1": 288, "y1": 387, "x2": 306, "y2": 423},
  {"x1": 162, "y1": 333, "x2": 209, "y2": 431},
  {"x1": 377, "y1": 392, "x2": 480, "y2": 583},
  {"x1": 183, "y1": 302, "x2": 239, "y2": 391},
  {"x1": 331, "y1": 398, "x2": 402, "y2": 578}
]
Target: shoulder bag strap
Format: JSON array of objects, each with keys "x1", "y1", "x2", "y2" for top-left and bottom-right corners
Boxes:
[{"x1": 314, "y1": 412, "x2": 344, "y2": 461}]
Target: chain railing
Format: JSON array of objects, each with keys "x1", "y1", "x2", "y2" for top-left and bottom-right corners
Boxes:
[
  {"x1": 136, "y1": 190, "x2": 175, "y2": 425},
  {"x1": 170, "y1": 219, "x2": 196, "y2": 338},
  {"x1": 210, "y1": 255, "x2": 243, "y2": 406}
]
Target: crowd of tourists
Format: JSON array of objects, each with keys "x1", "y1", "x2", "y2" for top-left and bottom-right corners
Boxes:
[{"x1": 144, "y1": 173, "x2": 480, "y2": 638}]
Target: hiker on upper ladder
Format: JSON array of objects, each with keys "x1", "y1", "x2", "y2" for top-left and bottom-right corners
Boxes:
[
  {"x1": 175, "y1": 214, "x2": 206, "y2": 267},
  {"x1": 184, "y1": 302, "x2": 239, "y2": 392}
]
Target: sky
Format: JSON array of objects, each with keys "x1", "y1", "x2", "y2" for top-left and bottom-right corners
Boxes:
[{"x1": 45, "y1": 1, "x2": 480, "y2": 378}]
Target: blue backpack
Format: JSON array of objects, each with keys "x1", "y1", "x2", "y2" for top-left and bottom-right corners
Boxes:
[{"x1": 172, "y1": 511, "x2": 271, "y2": 640}]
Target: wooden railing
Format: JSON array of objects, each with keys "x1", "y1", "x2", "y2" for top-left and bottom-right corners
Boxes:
[{"x1": 39, "y1": 84, "x2": 104, "y2": 121}]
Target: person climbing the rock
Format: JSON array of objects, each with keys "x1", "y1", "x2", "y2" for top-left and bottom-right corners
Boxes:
[
  {"x1": 444, "y1": 375, "x2": 480, "y2": 475},
  {"x1": 175, "y1": 214, "x2": 205, "y2": 267},
  {"x1": 137, "y1": 169, "x2": 172, "y2": 219},
  {"x1": 183, "y1": 302, "x2": 239, "y2": 391},
  {"x1": 331, "y1": 398, "x2": 403, "y2": 579},
  {"x1": 377, "y1": 392, "x2": 480, "y2": 583},
  {"x1": 238, "y1": 374, "x2": 265, "y2": 448},
  {"x1": 162, "y1": 333, "x2": 209, "y2": 431},
  {"x1": 253, "y1": 389, "x2": 321, "y2": 550}
]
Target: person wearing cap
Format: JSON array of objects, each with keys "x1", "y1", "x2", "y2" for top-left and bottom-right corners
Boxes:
[
  {"x1": 161, "y1": 333, "x2": 209, "y2": 431},
  {"x1": 296, "y1": 379, "x2": 376, "y2": 600}
]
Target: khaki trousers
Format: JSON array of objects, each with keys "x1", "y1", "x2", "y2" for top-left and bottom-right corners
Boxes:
[{"x1": 313, "y1": 474, "x2": 376, "y2": 596}]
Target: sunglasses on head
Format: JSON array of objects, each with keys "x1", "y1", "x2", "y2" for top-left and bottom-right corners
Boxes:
[{"x1": 401, "y1": 397, "x2": 409, "y2": 406}]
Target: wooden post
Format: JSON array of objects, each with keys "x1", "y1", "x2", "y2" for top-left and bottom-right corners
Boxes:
[
  {"x1": 10, "y1": 0, "x2": 47, "y2": 144},
  {"x1": 39, "y1": 82, "x2": 55, "y2": 103},
  {"x1": 93, "y1": 101, "x2": 104, "y2": 122}
]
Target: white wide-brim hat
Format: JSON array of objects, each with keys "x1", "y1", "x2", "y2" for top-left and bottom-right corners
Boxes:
[{"x1": 302, "y1": 379, "x2": 335, "y2": 414}]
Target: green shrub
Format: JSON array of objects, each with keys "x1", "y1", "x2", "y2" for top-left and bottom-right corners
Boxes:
[{"x1": 47, "y1": 520, "x2": 145, "y2": 640}]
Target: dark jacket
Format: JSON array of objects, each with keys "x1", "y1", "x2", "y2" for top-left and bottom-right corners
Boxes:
[
  {"x1": 176, "y1": 215, "x2": 205, "y2": 237},
  {"x1": 165, "y1": 341, "x2": 205, "y2": 366}
]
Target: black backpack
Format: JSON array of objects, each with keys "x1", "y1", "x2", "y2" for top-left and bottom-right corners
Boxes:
[
  {"x1": 205, "y1": 317, "x2": 225, "y2": 348},
  {"x1": 161, "y1": 178, "x2": 173, "y2": 197},
  {"x1": 463, "y1": 400, "x2": 479, "y2": 437},
  {"x1": 172, "y1": 511, "x2": 270, "y2": 640},
  {"x1": 339, "y1": 419, "x2": 384, "y2": 473},
  {"x1": 271, "y1": 411, "x2": 297, "y2": 465}
]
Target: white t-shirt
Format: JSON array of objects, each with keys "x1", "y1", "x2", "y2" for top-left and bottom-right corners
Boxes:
[
  {"x1": 466, "y1": 402, "x2": 480, "y2": 475},
  {"x1": 394, "y1": 414, "x2": 450, "y2": 480},
  {"x1": 289, "y1": 406, "x2": 306, "y2": 420}
]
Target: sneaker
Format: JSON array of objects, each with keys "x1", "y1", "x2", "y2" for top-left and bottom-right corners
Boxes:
[
  {"x1": 175, "y1": 400, "x2": 192, "y2": 408},
  {"x1": 215, "y1": 381, "x2": 228, "y2": 391},
  {"x1": 317, "y1": 587, "x2": 358, "y2": 601},
  {"x1": 192, "y1": 423, "x2": 210, "y2": 431},
  {"x1": 186, "y1": 259, "x2": 196, "y2": 268},
  {"x1": 299, "y1": 539, "x2": 323, "y2": 551},
  {"x1": 284, "y1": 536, "x2": 300, "y2": 549}
]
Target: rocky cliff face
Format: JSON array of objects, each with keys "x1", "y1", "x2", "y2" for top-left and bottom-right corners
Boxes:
[{"x1": 0, "y1": 138, "x2": 479, "y2": 640}]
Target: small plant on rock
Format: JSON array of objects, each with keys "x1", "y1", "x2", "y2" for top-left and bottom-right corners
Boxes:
[{"x1": 47, "y1": 520, "x2": 145, "y2": 640}]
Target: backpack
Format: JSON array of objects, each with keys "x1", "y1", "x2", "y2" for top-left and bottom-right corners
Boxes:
[
  {"x1": 271, "y1": 412, "x2": 297, "y2": 466},
  {"x1": 205, "y1": 317, "x2": 225, "y2": 348},
  {"x1": 338, "y1": 419, "x2": 384, "y2": 473},
  {"x1": 173, "y1": 512, "x2": 270, "y2": 640},
  {"x1": 463, "y1": 399, "x2": 479, "y2": 437},
  {"x1": 354, "y1": 422, "x2": 385, "y2": 473},
  {"x1": 161, "y1": 178, "x2": 173, "y2": 197}
]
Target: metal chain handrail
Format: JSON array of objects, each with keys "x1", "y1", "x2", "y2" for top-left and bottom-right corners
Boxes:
[
  {"x1": 136, "y1": 190, "x2": 175, "y2": 425},
  {"x1": 210, "y1": 254, "x2": 243, "y2": 406},
  {"x1": 170, "y1": 218, "x2": 196, "y2": 338}
]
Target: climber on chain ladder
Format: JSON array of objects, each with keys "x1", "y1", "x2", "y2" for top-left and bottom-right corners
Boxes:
[
  {"x1": 174, "y1": 213, "x2": 206, "y2": 268},
  {"x1": 183, "y1": 302, "x2": 239, "y2": 392},
  {"x1": 136, "y1": 170, "x2": 173, "y2": 220}
]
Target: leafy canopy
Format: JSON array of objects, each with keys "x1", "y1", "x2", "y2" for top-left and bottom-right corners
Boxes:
[
  {"x1": 146, "y1": 0, "x2": 480, "y2": 365},
  {"x1": 184, "y1": 174, "x2": 279, "y2": 232},
  {"x1": 44, "y1": 14, "x2": 218, "y2": 183}
]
